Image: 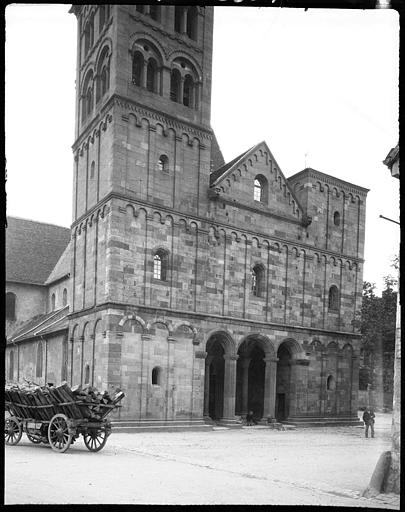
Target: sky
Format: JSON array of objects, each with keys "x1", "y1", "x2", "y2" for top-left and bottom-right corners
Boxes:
[{"x1": 5, "y1": 4, "x2": 400, "y2": 294}]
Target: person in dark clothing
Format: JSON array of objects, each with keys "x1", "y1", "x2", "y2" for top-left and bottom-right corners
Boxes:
[
  {"x1": 246, "y1": 410, "x2": 257, "y2": 426},
  {"x1": 362, "y1": 407, "x2": 375, "y2": 438}
]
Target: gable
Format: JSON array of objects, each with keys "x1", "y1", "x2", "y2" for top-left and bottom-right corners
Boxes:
[{"x1": 210, "y1": 141, "x2": 304, "y2": 223}]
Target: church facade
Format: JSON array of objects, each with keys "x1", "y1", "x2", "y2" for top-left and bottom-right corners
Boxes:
[{"x1": 6, "y1": 5, "x2": 368, "y2": 428}]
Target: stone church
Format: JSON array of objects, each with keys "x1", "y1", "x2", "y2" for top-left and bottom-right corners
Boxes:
[{"x1": 6, "y1": 5, "x2": 369, "y2": 429}]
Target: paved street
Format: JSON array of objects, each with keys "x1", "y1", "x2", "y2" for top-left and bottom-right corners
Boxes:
[{"x1": 5, "y1": 412, "x2": 399, "y2": 507}]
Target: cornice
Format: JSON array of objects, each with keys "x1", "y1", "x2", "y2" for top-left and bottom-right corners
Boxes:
[
  {"x1": 67, "y1": 300, "x2": 361, "y2": 339},
  {"x1": 128, "y1": 12, "x2": 203, "y2": 55},
  {"x1": 288, "y1": 168, "x2": 369, "y2": 197},
  {"x1": 113, "y1": 95, "x2": 212, "y2": 140},
  {"x1": 71, "y1": 192, "x2": 364, "y2": 265}
]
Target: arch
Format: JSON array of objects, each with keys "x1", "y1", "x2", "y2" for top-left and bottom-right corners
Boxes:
[
  {"x1": 157, "y1": 154, "x2": 169, "y2": 173},
  {"x1": 328, "y1": 285, "x2": 339, "y2": 311},
  {"x1": 152, "y1": 366, "x2": 162, "y2": 385},
  {"x1": 205, "y1": 330, "x2": 236, "y2": 356},
  {"x1": 277, "y1": 338, "x2": 303, "y2": 358},
  {"x1": 333, "y1": 211, "x2": 341, "y2": 227},
  {"x1": 146, "y1": 58, "x2": 158, "y2": 92},
  {"x1": 170, "y1": 68, "x2": 181, "y2": 102},
  {"x1": 326, "y1": 375, "x2": 336, "y2": 391},
  {"x1": 251, "y1": 263, "x2": 265, "y2": 298},
  {"x1": 327, "y1": 340, "x2": 339, "y2": 352},
  {"x1": 132, "y1": 51, "x2": 143, "y2": 86},
  {"x1": 6, "y1": 292, "x2": 16, "y2": 320},
  {"x1": 254, "y1": 174, "x2": 268, "y2": 203},
  {"x1": 237, "y1": 333, "x2": 276, "y2": 359},
  {"x1": 173, "y1": 321, "x2": 197, "y2": 337},
  {"x1": 186, "y1": 6, "x2": 198, "y2": 40}
]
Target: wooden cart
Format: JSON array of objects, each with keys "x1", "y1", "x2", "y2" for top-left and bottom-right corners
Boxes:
[{"x1": 5, "y1": 384, "x2": 125, "y2": 453}]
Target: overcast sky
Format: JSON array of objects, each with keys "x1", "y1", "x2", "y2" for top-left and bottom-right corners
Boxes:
[{"x1": 5, "y1": 4, "x2": 399, "y2": 293}]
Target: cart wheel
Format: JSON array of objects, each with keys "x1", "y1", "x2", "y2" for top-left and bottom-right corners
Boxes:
[
  {"x1": 5, "y1": 417, "x2": 22, "y2": 445},
  {"x1": 48, "y1": 414, "x2": 73, "y2": 453},
  {"x1": 83, "y1": 426, "x2": 109, "y2": 452},
  {"x1": 27, "y1": 433, "x2": 42, "y2": 444}
]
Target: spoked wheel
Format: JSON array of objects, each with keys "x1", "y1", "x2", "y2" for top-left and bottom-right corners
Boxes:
[
  {"x1": 83, "y1": 426, "x2": 109, "y2": 452},
  {"x1": 48, "y1": 414, "x2": 73, "y2": 453},
  {"x1": 27, "y1": 433, "x2": 42, "y2": 444},
  {"x1": 5, "y1": 417, "x2": 22, "y2": 445}
]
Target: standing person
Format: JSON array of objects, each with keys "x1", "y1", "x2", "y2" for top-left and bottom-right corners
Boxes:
[
  {"x1": 362, "y1": 407, "x2": 375, "y2": 438},
  {"x1": 246, "y1": 410, "x2": 257, "y2": 426}
]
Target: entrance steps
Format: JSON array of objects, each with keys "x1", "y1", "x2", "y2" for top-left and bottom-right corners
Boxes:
[
  {"x1": 111, "y1": 418, "x2": 214, "y2": 433},
  {"x1": 282, "y1": 416, "x2": 363, "y2": 428}
]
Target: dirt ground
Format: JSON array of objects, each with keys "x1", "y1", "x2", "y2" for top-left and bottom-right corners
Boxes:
[{"x1": 5, "y1": 411, "x2": 400, "y2": 507}]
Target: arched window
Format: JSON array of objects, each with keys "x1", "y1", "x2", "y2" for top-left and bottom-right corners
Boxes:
[
  {"x1": 333, "y1": 211, "x2": 340, "y2": 226},
  {"x1": 251, "y1": 264, "x2": 265, "y2": 297},
  {"x1": 6, "y1": 292, "x2": 16, "y2": 320},
  {"x1": 183, "y1": 75, "x2": 193, "y2": 107},
  {"x1": 86, "y1": 86, "x2": 93, "y2": 117},
  {"x1": 359, "y1": 368, "x2": 370, "y2": 391},
  {"x1": 170, "y1": 69, "x2": 181, "y2": 103},
  {"x1": 152, "y1": 366, "x2": 161, "y2": 385},
  {"x1": 90, "y1": 161, "x2": 95, "y2": 179},
  {"x1": 158, "y1": 155, "x2": 169, "y2": 173},
  {"x1": 328, "y1": 285, "x2": 339, "y2": 311},
  {"x1": 132, "y1": 52, "x2": 143, "y2": 86},
  {"x1": 186, "y1": 7, "x2": 198, "y2": 40},
  {"x1": 149, "y1": 5, "x2": 160, "y2": 21},
  {"x1": 254, "y1": 179, "x2": 262, "y2": 202},
  {"x1": 99, "y1": 5, "x2": 106, "y2": 30},
  {"x1": 51, "y1": 293, "x2": 56, "y2": 311},
  {"x1": 253, "y1": 175, "x2": 268, "y2": 203},
  {"x1": 62, "y1": 288, "x2": 68, "y2": 307},
  {"x1": 36, "y1": 342, "x2": 43, "y2": 378},
  {"x1": 174, "y1": 6, "x2": 183, "y2": 33},
  {"x1": 326, "y1": 375, "x2": 336, "y2": 391},
  {"x1": 8, "y1": 351, "x2": 14, "y2": 381},
  {"x1": 153, "y1": 250, "x2": 168, "y2": 281},
  {"x1": 84, "y1": 363, "x2": 90, "y2": 384},
  {"x1": 100, "y1": 66, "x2": 109, "y2": 96},
  {"x1": 146, "y1": 59, "x2": 158, "y2": 93}
]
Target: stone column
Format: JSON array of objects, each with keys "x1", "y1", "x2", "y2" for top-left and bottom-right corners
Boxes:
[
  {"x1": 222, "y1": 354, "x2": 238, "y2": 420},
  {"x1": 203, "y1": 355, "x2": 213, "y2": 418},
  {"x1": 350, "y1": 355, "x2": 360, "y2": 417},
  {"x1": 240, "y1": 357, "x2": 251, "y2": 416},
  {"x1": 262, "y1": 357, "x2": 278, "y2": 420}
]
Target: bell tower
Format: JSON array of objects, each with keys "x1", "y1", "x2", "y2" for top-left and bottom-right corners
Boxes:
[{"x1": 67, "y1": 5, "x2": 215, "y2": 398}]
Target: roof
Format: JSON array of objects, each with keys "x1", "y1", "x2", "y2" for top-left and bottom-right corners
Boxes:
[
  {"x1": 210, "y1": 131, "x2": 225, "y2": 172},
  {"x1": 44, "y1": 241, "x2": 71, "y2": 285},
  {"x1": 210, "y1": 146, "x2": 253, "y2": 186},
  {"x1": 6, "y1": 217, "x2": 71, "y2": 285},
  {"x1": 8, "y1": 306, "x2": 69, "y2": 344},
  {"x1": 287, "y1": 168, "x2": 369, "y2": 195}
]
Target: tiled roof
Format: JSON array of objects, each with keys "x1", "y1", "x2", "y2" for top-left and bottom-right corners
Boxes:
[
  {"x1": 210, "y1": 146, "x2": 253, "y2": 186},
  {"x1": 45, "y1": 241, "x2": 71, "y2": 285},
  {"x1": 6, "y1": 217, "x2": 71, "y2": 285},
  {"x1": 8, "y1": 306, "x2": 69, "y2": 343}
]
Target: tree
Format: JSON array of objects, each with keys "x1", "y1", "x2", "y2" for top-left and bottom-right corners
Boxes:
[{"x1": 359, "y1": 276, "x2": 397, "y2": 407}]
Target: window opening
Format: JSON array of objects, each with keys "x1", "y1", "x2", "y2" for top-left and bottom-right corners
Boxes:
[
  {"x1": 170, "y1": 69, "x2": 181, "y2": 102},
  {"x1": 132, "y1": 53, "x2": 143, "y2": 86},
  {"x1": 90, "y1": 161, "x2": 95, "y2": 179},
  {"x1": 174, "y1": 6, "x2": 183, "y2": 33},
  {"x1": 158, "y1": 155, "x2": 169, "y2": 173},
  {"x1": 51, "y1": 293, "x2": 56, "y2": 311},
  {"x1": 326, "y1": 375, "x2": 335, "y2": 390},
  {"x1": 254, "y1": 179, "x2": 262, "y2": 202},
  {"x1": 328, "y1": 285, "x2": 339, "y2": 311},
  {"x1": 84, "y1": 364, "x2": 90, "y2": 384},
  {"x1": 251, "y1": 265, "x2": 264, "y2": 297},
  {"x1": 62, "y1": 288, "x2": 68, "y2": 307},
  {"x1": 152, "y1": 367, "x2": 161, "y2": 385},
  {"x1": 333, "y1": 211, "x2": 340, "y2": 226},
  {"x1": 146, "y1": 59, "x2": 157, "y2": 92},
  {"x1": 183, "y1": 75, "x2": 193, "y2": 107},
  {"x1": 153, "y1": 251, "x2": 168, "y2": 281},
  {"x1": 186, "y1": 7, "x2": 198, "y2": 40}
]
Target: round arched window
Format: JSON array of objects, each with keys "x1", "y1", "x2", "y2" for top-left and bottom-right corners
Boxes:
[
  {"x1": 326, "y1": 375, "x2": 336, "y2": 391},
  {"x1": 333, "y1": 211, "x2": 340, "y2": 226},
  {"x1": 152, "y1": 367, "x2": 161, "y2": 385}
]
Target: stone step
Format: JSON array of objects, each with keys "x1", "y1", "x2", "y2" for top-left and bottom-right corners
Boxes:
[
  {"x1": 111, "y1": 419, "x2": 213, "y2": 433},
  {"x1": 282, "y1": 417, "x2": 363, "y2": 427}
]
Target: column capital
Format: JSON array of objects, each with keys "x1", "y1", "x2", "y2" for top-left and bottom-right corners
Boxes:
[
  {"x1": 264, "y1": 357, "x2": 279, "y2": 364},
  {"x1": 290, "y1": 358, "x2": 310, "y2": 366},
  {"x1": 223, "y1": 354, "x2": 239, "y2": 361}
]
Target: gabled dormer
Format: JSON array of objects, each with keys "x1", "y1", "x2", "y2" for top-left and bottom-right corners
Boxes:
[{"x1": 209, "y1": 141, "x2": 307, "y2": 227}]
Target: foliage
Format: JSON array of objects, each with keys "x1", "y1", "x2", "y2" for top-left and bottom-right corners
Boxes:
[{"x1": 360, "y1": 276, "x2": 397, "y2": 391}]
